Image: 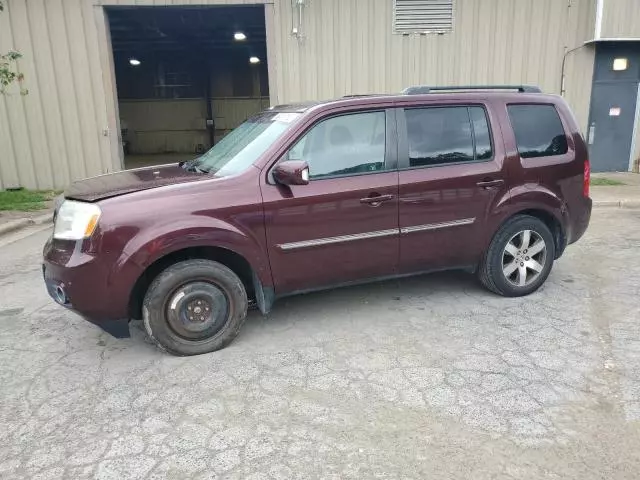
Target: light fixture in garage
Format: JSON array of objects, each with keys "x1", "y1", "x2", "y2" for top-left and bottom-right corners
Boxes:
[
  {"x1": 129, "y1": 58, "x2": 141, "y2": 66},
  {"x1": 249, "y1": 56, "x2": 260, "y2": 64},
  {"x1": 613, "y1": 58, "x2": 628, "y2": 71},
  {"x1": 234, "y1": 32, "x2": 247, "y2": 41}
]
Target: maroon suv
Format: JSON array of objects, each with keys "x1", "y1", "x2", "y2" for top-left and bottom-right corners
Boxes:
[{"x1": 43, "y1": 85, "x2": 592, "y2": 356}]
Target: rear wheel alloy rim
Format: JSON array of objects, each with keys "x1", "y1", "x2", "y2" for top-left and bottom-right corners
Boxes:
[
  {"x1": 165, "y1": 281, "x2": 229, "y2": 341},
  {"x1": 501, "y1": 229, "x2": 547, "y2": 287}
]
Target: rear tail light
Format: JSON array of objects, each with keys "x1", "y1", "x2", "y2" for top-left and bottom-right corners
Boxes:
[{"x1": 583, "y1": 158, "x2": 591, "y2": 198}]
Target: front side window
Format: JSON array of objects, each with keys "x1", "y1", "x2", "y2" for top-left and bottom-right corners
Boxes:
[
  {"x1": 508, "y1": 105, "x2": 568, "y2": 158},
  {"x1": 405, "y1": 106, "x2": 492, "y2": 167},
  {"x1": 286, "y1": 111, "x2": 386, "y2": 179}
]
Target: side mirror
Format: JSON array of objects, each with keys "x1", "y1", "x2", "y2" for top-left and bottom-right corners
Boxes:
[{"x1": 273, "y1": 160, "x2": 310, "y2": 186}]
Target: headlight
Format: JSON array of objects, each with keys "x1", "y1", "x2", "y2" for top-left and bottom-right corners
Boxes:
[{"x1": 53, "y1": 200, "x2": 101, "y2": 240}]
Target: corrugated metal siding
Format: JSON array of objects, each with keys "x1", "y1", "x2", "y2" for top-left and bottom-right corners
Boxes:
[
  {"x1": 561, "y1": 0, "x2": 597, "y2": 134},
  {"x1": 272, "y1": 0, "x2": 596, "y2": 131},
  {"x1": 0, "y1": 0, "x2": 268, "y2": 190},
  {"x1": 1, "y1": 0, "x2": 599, "y2": 189},
  {"x1": 0, "y1": 0, "x2": 116, "y2": 190},
  {"x1": 601, "y1": 0, "x2": 640, "y2": 38}
]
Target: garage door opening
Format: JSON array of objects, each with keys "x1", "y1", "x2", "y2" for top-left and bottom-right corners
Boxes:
[{"x1": 108, "y1": 6, "x2": 270, "y2": 170}]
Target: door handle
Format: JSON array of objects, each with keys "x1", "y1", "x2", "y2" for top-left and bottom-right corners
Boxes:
[
  {"x1": 360, "y1": 194, "x2": 394, "y2": 207},
  {"x1": 476, "y1": 179, "x2": 504, "y2": 189}
]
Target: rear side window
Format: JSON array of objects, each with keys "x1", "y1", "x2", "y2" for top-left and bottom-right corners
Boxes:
[
  {"x1": 404, "y1": 106, "x2": 492, "y2": 167},
  {"x1": 508, "y1": 105, "x2": 568, "y2": 158}
]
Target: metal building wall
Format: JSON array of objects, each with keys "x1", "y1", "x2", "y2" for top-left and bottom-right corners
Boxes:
[
  {"x1": 601, "y1": 0, "x2": 640, "y2": 39},
  {"x1": 1, "y1": 0, "x2": 598, "y2": 190},
  {"x1": 0, "y1": 0, "x2": 269, "y2": 191},
  {"x1": 272, "y1": 0, "x2": 596, "y2": 130},
  {"x1": 0, "y1": 0, "x2": 118, "y2": 191}
]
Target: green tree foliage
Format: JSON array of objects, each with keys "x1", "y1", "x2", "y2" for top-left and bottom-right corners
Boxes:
[{"x1": 0, "y1": 0, "x2": 28, "y2": 95}]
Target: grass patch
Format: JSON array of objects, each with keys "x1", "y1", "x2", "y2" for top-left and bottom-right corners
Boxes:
[
  {"x1": 0, "y1": 189, "x2": 59, "y2": 211},
  {"x1": 590, "y1": 177, "x2": 626, "y2": 186}
]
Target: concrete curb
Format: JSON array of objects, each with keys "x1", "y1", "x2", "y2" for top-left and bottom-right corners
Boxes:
[
  {"x1": 593, "y1": 200, "x2": 640, "y2": 209},
  {"x1": 0, "y1": 219, "x2": 31, "y2": 237},
  {"x1": 0, "y1": 212, "x2": 52, "y2": 237},
  {"x1": 31, "y1": 213, "x2": 53, "y2": 225}
]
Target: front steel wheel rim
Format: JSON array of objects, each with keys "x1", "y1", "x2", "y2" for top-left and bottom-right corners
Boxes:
[
  {"x1": 165, "y1": 281, "x2": 229, "y2": 341},
  {"x1": 501, "y1": 229, "x2": 547, "y2": 287}
]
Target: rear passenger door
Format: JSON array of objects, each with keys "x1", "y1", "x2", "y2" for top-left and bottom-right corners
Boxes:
[{"x1": 396, "y1": 104, "x2": 510, "y2": 273}]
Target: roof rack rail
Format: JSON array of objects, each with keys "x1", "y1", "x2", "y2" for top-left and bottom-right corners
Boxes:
[
  {"x1": 402, "y1": 85, "x2": 542, "y2": 95},
  {"x1": 341, "y1": 94, "x2": 387, "y2": 98}
]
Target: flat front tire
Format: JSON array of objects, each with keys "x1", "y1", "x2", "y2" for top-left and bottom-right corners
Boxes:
[
  {"x1": 479, "y1": 215, "x2": 555, "y2": 297},
  {"x1": 143, "y1": 259, "x2": 248, "y2": 356}
]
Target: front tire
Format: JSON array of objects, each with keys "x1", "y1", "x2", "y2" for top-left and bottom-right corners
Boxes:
[
  {"x1": 479, "y1": 215, "x2": 555, "y2": 297},
  {"x1": 143, "y1": 259, "x2": 248, "y2": 356}
]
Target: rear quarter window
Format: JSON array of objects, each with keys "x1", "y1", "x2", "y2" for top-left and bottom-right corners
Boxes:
[{"x1": 507, "y1": 104, "x2": 568, "y2": 158}]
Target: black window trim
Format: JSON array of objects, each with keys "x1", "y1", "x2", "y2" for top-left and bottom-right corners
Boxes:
[
  {"x1": 506, "y1": 102, "x2": 571, "y2": 160},
  {"x1": 396, "y1": 104, "x2": 495, "y2": 171},
  {"x1": 268, "y1": 108, "x2": 397, "y2": 184}
]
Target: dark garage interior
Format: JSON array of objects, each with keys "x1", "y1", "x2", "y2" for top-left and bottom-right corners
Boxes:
[{"x1": 107, "y1": 6, "x2": 270, "y2": 169}]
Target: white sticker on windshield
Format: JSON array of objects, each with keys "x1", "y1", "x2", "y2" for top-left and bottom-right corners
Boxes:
[{"x1": 273, "y1": 112, "x2": 299, "y2": 123}]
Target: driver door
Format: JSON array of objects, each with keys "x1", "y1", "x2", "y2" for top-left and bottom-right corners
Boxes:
[{"x1": 261, "y1": 109, "x2": 400, "y2": 294}]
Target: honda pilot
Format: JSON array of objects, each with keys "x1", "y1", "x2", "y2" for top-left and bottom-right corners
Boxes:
[{"x1": 43, "y1": 85, "x2": 592, "y2": 356}]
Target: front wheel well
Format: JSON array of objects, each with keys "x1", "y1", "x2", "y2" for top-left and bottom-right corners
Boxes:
[
  {"x1": 511, "y1": 209, "x2": 566, "y2": 259},
  {"x1": 128, "y1": 246, "x2": 255, "y2": 320}
]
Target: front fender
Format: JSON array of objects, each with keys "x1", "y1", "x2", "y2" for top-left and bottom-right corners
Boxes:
[
  {"x1": 128, "y1": 216, "x2": 270, "y2": 282},
  {"x1": 104, "y1": 216, "x2": 272, "y2": 309}
]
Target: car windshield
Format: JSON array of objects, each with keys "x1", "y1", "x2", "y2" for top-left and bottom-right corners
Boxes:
[{"x1": 189, "y1": 111, "x2": 300, "y2": 176}]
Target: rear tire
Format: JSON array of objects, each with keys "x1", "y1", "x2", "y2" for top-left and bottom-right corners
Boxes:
[
  {"x1": 143, "y1": 259, "x2": 248, "y2": 356},
  {"x1": 479, "y1": 215, "x2": 555, "y2": 297}
]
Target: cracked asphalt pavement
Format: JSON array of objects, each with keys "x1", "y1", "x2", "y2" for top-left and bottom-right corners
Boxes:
[{"x1": 0, "y1": 209, "x2": 639, "y2": 479}]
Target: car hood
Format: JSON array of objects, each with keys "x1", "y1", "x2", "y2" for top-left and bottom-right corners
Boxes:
[{"x1": 64, "y1": 164, "x2": 206, "y2": 202}]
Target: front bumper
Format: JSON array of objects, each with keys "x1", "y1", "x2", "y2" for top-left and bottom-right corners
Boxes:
[{"x1": 42, "y1": 236, "x2": 131, "y2": 338}]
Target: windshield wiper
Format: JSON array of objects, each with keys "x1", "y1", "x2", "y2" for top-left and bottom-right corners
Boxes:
[
  {"x1": 187, "y1": 159, "x2": 219, "y2": 175},
  {"x1": 180, "y1": 160, "x2": 206, "y2": 174}
]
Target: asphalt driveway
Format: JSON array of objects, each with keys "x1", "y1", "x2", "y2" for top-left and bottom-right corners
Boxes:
[{"x1": 0, "y1": 209, "x2": 639, "y2": 479}]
